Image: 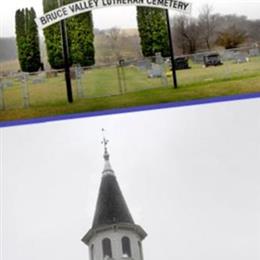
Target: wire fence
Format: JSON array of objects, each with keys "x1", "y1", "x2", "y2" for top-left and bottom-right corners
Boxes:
[
  {"x1": 0, "y1": 46, "x2": 260, "y2": 111},
  {"x1": 0, "y1": 60, "x2": 170, "y2": 110}
]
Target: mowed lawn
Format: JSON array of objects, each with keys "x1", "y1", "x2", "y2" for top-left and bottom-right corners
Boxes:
[{"x1": 1, "y1": 57, "x2": 260, "y2": 122}]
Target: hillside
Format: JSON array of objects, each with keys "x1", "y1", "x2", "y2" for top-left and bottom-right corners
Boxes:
[
  {"x1": 0, "y1": 37, "x2": 17, "y2": 62},
  {"x1": 0, "y1": 28, "x2": 141, "y2": 72}
]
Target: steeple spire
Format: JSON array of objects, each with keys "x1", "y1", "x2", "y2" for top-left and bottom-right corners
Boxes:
[
  {"x1": 82, "y1": 131, "x2": 147, "y2": 248},
  {"x1": 101, "y1": 129, "x2": 114, "y2": 175}
]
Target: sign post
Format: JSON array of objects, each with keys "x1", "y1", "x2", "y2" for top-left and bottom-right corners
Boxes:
[
  {"x1": 58, "y1": 0, "x2": 73, "y2": 103},
  {"x1": 166, "y1": 10, "x2": 178, "y2": 89}
]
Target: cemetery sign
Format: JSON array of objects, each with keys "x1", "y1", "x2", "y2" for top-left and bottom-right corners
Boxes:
[{"x1": 36, "y1": 0, "x2": 192, "y2": 29}]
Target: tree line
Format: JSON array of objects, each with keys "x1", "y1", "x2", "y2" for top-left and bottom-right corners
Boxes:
[
  {"x1": 14, "y1": 3, "x2": 260, "y2": 72},
  {"x1": 15, "y1": 8, "x2": 42, "y2": 72},
  {"x1": 173, "y1": 5, "x2": 260, "y2": 55},
  {"x1": 15, "y1": 3, "x2": 170, "y2": 72}
]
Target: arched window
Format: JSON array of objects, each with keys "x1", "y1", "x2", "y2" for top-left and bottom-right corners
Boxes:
[
  {"x1": 138, "y1": 241, "x2": 143, "y2": 260},
  {"x1": 102, "y1": 238, "x2": 112, "y2": 258},
  {"x1": 90, "y1": 244, "x2": 94, "y2": 260},
  {"x1": 122, "y1": 236, "x2": 131, "y2": 257}
]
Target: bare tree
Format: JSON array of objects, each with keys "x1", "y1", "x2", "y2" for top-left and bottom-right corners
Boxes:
[
  {"x1": 198, "y1": 5, "x2": 219, "y2": 50},
  {"x1": 94, "y1": 28, "x2": 142, "y2": 64},
  {"x1": 173, "y1": 15, "x2": 200, "y2": 54},
  {"x1": 216, "y1": 25, "x2": 247, "y2": 49},
  {"x1": 106, "y1": 27, "x2": 122, "y2": 61},
  {"x1": 241, "y1": 19, "x2": 260, "y2": 43}
]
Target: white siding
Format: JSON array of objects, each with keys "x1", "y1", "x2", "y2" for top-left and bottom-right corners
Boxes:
[{"x1": 88, "y1": 229, "x2": 143, "y2": 260}]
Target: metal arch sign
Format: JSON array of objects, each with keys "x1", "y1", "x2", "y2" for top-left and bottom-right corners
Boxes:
[{"x1": 35, "y1": 0, "x2": 192, "y2": 29}]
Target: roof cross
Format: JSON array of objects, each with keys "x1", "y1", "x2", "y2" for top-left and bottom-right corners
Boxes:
[
  {"x1": 101, "y1": 128, "x2": 109, "y2": 151},
  {"x1": 101, "y1": 128, "x2": 110, "y2": 161}
]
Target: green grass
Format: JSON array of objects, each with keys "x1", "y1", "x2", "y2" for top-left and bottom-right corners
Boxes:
[{"x1": 1, "y1": 57, "x2": 260, "y2": 122}]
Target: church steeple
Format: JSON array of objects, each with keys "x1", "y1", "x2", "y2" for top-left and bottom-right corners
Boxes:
[
  {"x1": 92, "y1": 130, "x2": 134, "y2": 228},
  {"x1": 82, "y1": 131, "x2": 147, "y2": 260}
]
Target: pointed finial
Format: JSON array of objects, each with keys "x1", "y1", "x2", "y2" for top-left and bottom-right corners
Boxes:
[
  {"x1": 101, "y1": 129, "x2": 114, "y2": 175},
  {"x1": 101, "y1": 128, "x2": 109, "y2": 161}
]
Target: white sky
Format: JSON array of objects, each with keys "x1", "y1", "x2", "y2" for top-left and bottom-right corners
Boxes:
[
  {"x1": 0, "y1": 0, "x2": 260, "y2": 37},
  {"x1": 1, "y1": 98, "x2": 260, "y2": 260}
]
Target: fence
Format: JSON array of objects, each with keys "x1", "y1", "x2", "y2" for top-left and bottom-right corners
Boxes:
[
  {"x1": 1, "y1": 46, "x2": 260, "y2": 111},
  {"x1": 0, "y1": 59, "x2": 170, "y2": 110}
]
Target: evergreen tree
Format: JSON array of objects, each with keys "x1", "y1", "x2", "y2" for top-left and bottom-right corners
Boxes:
[
  {"x1": 43, "y1": 0, "x2": 65, "y2": 69},
  {"x1": 15, "y1": 8, "x2": 41, "y2": 72},
  {"x1": 137, "y1": 7, "x2": 170, "y2": 57},
  {"x1": 136, "y1": 7, "x2": 153, "y2": 57},
  {"x1": 15, "y1": 9, "x2": 27, "y2": 70},
  {"x1": 26, "y1": 8, "x2": 42, "y2": 71},
  {"x1": 66, "y1": 0, "x2": 95, "y2": 66},
  {"x1": 43, "y1": 0, "x2": 95, "y2": 69}
]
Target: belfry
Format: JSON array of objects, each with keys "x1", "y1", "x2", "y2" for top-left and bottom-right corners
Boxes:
[{"x1": 82, "y1": 134, "x2": 147, "y2": 260}]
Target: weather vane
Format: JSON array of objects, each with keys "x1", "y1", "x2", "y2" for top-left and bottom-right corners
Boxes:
[{"x1": 101, "y1": 128, "x2": 109, "y2": 152}]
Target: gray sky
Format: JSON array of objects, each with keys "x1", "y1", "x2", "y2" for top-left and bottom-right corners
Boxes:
[
  {"x1": 1, "y1": 98, "x2": 260, "y2": 260},
  {"x1": 0, "y1": 0, "x2": 260, "y2": 37}
]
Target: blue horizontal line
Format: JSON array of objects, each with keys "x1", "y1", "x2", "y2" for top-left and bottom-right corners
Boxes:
[{"x1": 1, "y1": 93, "x2": 260, "y2": 128}]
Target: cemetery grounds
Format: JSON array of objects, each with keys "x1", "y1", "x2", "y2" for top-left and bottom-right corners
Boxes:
[{"x1": 1, "y1": 56, "x2": 260, "y2": 122}]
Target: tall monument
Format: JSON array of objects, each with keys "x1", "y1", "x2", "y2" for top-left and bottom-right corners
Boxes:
[{"x1": 82, "y1": 135, "x2": 147, "y2": 260}]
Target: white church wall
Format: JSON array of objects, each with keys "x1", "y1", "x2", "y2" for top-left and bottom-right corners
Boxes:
[{"x1": 88, "y1": 228, "x2": 143, "y2": 260}]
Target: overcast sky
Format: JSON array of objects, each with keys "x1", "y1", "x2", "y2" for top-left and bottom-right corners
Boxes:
[
  {"x1": 0, "y1": 0, "x2": 260, "y2": 37},
  {"x1": 1, "y1": 98, "x2": 260, "y2": 260}
]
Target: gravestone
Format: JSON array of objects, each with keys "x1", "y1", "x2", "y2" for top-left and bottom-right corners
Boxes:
[
  {"x1": 174, "y1": 57, "x2": 190, "y2": 70},
  {"x1": 75, "y1": 65, "x2": 84, "y2": 98},
  {"x1": 155, "y1": 52, "x2": 164, "y2": 64},
  {"x1": 32, "y1": 74, "x2": 46, "y2": 84},
  {"x1": 223, "y1": 51, "x2": 235, "y2": 60},
  {"x1": 234, "y1": 52, "x2": 249, "y2": 63},
  {"x1": 249, "y1": 48, "x2": 260, "y2": 57},
  {"x1": 148, "y1": 64, "x2": 163, "y2": 78},
  {"x1": 203, "y1": 53, "x2": 223, "y2": 67}
]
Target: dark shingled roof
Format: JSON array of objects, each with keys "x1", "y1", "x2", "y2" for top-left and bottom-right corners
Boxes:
[{"x1": 92, "y1": 173, "x2": 134, "y2": 228}]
